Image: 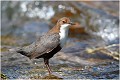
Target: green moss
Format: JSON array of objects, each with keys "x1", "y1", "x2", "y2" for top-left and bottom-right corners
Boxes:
[
  {"x1": 1, "y1": 35, "x2": 18, "y2": 46},
  {"x1": 1, "y1": 47, "x2": 8, "y2": 52},
  {"x1": 42, "y1": 74, "x2": 63, "y2": 79},
  {"x1": 1, "y1": 73, "x2": 8, "y2": 79}
]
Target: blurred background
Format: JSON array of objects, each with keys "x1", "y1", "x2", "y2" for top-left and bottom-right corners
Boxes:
[{"x1": 1, "y1": 1, "x2": 119, "y2": 79}]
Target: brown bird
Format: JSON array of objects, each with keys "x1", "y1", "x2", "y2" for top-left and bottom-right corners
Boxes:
[{"x1": 9, "y1": 17, "x2": 75, "y2": 75}]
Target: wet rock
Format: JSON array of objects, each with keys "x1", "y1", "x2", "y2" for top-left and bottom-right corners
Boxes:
[{"x1": 42, "y1": 73, "x2": 63, "y2": 79}]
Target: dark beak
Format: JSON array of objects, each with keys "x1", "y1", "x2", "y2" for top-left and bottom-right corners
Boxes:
[{"x1": 69, "y1": 22, "x2": 75, "y2": 25}]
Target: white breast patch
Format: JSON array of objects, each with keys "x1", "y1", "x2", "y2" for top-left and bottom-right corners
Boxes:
[{"x1": 59, "y1": 24, "x2": 70, "y2": 47}]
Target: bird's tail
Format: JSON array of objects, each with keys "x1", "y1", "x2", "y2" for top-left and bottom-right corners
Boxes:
[{"x1": 9, "y1": 47, "x2": 29, "y2": 57}]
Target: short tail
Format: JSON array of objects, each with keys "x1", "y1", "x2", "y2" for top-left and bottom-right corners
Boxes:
[{"x1": 9, "y1": 47, "x2": 29, "y2": 57}]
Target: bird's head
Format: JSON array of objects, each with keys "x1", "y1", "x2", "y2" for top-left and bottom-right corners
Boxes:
[
  {"x1": 49, "y1": 17, "x2": 75, "y2": 33},
  {"x1": 56, "y1": 17, "x2": 75, "y2": 29}
]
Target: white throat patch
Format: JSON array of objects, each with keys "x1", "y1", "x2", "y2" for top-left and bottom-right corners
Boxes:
[{"x1": 59, "y1": 24, "x2": 70, "y2": 47}]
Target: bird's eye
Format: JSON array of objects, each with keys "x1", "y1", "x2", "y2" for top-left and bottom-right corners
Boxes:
[{"x1": 62, "y1": 21, "x2": 66, "y2": 23}]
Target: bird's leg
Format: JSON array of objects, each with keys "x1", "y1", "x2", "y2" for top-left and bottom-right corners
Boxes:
[{"x1": 44, "y1": 59, "x2": 52, "y2": 75}]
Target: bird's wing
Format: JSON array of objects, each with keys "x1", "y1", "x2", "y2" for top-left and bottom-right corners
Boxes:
[{"x1": 25, "y1": 33, "x2": 60, "y2": 59}]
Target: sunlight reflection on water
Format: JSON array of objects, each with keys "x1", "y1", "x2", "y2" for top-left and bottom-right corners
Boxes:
[{"x1": 20, "y1": 2, "x2": 55, "y2": 20}]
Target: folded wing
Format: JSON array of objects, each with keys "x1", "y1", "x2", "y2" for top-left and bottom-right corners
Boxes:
[{"x1": 24, "y1": 33, "x2": 60, "y2": 59}]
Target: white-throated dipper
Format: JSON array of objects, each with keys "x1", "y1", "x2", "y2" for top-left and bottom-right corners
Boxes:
[{"x1": 9, "y1": 17, "x2": 75, "y2": 74}]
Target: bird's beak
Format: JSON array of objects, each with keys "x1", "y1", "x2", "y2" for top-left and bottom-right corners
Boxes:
[{"x1": 69, "y1": 22, "x2": 75, "y2": 25}]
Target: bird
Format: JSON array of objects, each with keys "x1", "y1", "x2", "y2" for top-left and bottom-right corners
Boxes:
[{"x1": 9, "y1": 17, "x2": 75, "y2": 75}]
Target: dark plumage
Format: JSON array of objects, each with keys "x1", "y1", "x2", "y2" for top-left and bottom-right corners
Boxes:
[
  {"x1": 9, "y1": 17, "x2": 74, "y2": 74},
  {"x1": 18, "y1": 33, "x2": 60, "y2": 59}
]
